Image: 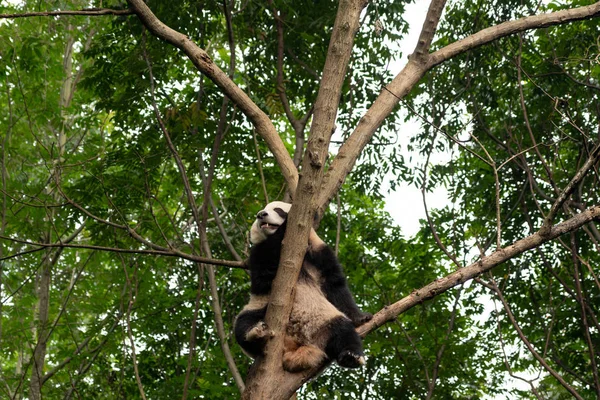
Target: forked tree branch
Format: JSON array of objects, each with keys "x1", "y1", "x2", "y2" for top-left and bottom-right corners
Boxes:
[
  {"x1": 411, "y1": 0, "x2": 447, "y2": 62},
  {"x1": 242, "y1": 0, "x2": 368, "y2": 398},
  {"x1": 237, "y1": 205, "x2": 600, "y2": 400},
  {"x1": 316, "y1": 1, "x2": 600, "y2": 217}
]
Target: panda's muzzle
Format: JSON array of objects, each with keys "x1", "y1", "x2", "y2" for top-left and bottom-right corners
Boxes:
[
  {"x1": 256, "y1": 207, "x2": 287, "y2": 233},
  {"x1": 256, "y1": 211, "x2": 280, "y2": 229}
]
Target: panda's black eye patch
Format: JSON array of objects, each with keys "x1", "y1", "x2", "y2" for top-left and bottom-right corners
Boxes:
[{"x1": 273, "y1": 208, "x2": 288, "y2": 219}]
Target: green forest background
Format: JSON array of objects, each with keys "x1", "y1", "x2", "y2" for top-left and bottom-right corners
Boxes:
[{"x1": 0, "y1": 0, "x2": 599, "y2": 398}]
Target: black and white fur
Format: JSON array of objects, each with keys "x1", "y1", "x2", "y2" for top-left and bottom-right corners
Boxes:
[{"x1": 234, "y1": 201, "x2": 372, "y2": 372}]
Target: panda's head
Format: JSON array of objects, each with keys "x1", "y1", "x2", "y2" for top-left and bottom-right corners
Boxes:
[{"x1": 250, "y1": 201, "x2": 292, "y2": 245}]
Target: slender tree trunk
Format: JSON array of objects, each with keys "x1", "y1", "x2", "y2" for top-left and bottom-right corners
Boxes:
[
  {"x1": 29, "y1": 28, "x2": 75, "y2": 400},
  {"x1": 29, "y1": 253, "x2": 52, "y2": 400}
]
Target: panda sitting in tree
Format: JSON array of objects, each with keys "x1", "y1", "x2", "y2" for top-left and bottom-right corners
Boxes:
[{"x1": 234, "y1": 201, "x2": 372, "y2": 372}]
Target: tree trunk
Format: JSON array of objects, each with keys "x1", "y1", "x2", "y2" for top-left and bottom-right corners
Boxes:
[{"x1": 29, "y1": 28, "x2": 76, "y2": 400}]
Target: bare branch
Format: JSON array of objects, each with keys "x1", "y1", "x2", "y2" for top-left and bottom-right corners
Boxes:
[
  {"x1": 0, "y1": 235, "x2": 245, "y2": 269},
  {"x1": 427, "y1": 2, "x2": 600, "y2": 68},
  {"x1": 0, "y1": 8, "x2": 133, "y2": 19}
]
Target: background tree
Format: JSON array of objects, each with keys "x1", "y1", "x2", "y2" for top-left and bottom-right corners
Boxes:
[{"x1": 0, "y1": 0, "x2": 599, "y2": 399}]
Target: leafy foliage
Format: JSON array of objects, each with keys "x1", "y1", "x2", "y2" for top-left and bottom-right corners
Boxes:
[{"x1": 0, "y1": 0, "x2": 599, "y2": 399}]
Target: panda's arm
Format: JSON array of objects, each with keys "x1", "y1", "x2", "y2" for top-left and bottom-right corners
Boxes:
[
  {"x1": 308, "y1": 230, "x2": 372, "y2": 326},
  {"x1": 234, "y1": 306, "x2": 269, "y2": 357}
]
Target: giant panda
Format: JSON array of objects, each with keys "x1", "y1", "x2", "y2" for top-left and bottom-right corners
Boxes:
[{"x1": 234, "y1": 201, "x2": 373, "y2": 372}]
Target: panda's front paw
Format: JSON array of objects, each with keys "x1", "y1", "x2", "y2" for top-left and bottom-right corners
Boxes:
[
  {"x1": 352, "y1": 312, "x2": 373, "y2": 327},
  {"x1": 245, "y1": 321, "x2": 274, "y2": 341},
  {"x1": 337, "y1": 350, "x2": 365, "y2": 369}
]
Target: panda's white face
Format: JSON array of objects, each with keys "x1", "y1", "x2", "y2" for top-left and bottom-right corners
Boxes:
[{"x1": 250, "y1": 201, "x2": 291, "y2": 244}]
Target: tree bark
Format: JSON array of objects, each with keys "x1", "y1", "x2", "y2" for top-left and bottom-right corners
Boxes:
[{"x1": 241, "y1": 0, "x2": 367, "y2": 398}]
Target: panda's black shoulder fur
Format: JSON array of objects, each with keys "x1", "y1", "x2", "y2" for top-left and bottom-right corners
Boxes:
[
  {"x1": 247, "y1": 220, "x2": 320, "y2": 295},
  {"x1": 247, "y1": 220, "x2": 287, "y2": 295}
]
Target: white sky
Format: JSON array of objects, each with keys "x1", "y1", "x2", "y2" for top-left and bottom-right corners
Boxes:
[{"x1": 381, "y1": 2, "x2": 450, "y2": 238}]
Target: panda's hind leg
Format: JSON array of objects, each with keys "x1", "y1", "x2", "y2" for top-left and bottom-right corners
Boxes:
[
  {"x1": 282, "y1": 336, "x2": 327, "y2": 372},
  {"x1": 325, "y1": 317, "x2": 365, "y2": 369}
]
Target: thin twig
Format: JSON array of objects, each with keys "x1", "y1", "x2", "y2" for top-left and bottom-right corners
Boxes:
[
  {"x1": 0, "y1": 8, "x2": 133, "y2": 18},
  {"x1": 540, "y1": 143, "x2": 600, "y2": 235},
  {"x1": 469, "y1": 133, "x2": 502, "y2": 249},
  {"x1": 570, "y1": 232, "x2": 600, "y2": 396},
  {"x1": 484, "y1": 280, "x2": 544, "y2": 400},
  {"x1": 123, "y1": 258, "x2": 147, "y2": 400},
  {"x1": 0, "y1": 234, "x2": 244, "y2": 269},
  {"x1": 181, "y1": 264, "x2": 205, "y2": 400},
  {"x1": 142, "y1": 35, "x2": 245, "y2": 391},
  {"x1": 253, "y1": 129, "x2": 269, "y2": 204}
]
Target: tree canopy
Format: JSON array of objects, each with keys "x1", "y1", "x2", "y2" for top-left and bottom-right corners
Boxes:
[{"x1": 1, "y1": 0, "x2": 600, "y2": 399}]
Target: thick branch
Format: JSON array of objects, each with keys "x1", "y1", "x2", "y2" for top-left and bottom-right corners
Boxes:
[
  {"x1": 126, "y1": 0, "x2": 298, "y2": 194},
  {"x1": 427, "y1": 2, "x2": 600, "y2": 68},
  {"x1": 242, "y1": 0, "x2": 367, "y2": 398},
  {"x1": 410, "y1": 0, "x2": 447, "y2": 62},
  {"x1": 357, "y1": 205, "x2": 600, "y2": 336}
]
